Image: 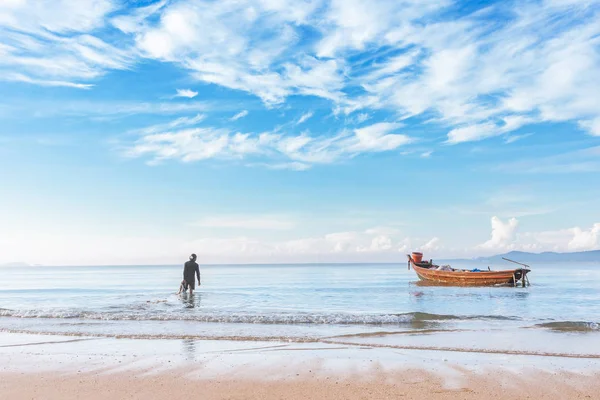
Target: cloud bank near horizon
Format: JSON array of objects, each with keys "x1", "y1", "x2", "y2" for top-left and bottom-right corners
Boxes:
[{"x1": 1, "y1": 216, "x2": 598, "y2": 266}]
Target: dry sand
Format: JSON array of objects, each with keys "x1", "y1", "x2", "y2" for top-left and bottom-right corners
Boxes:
[{"x1": 1, "y1": 369, "x2": 598, "y2": 400}]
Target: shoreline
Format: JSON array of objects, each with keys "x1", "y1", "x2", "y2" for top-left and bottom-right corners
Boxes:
[
  {"x1": 2, "y1": 332, "x2": 600, "y2": 399},
  {"x1": 3, "y1": 328, "x2": 600, "y2": 360}
]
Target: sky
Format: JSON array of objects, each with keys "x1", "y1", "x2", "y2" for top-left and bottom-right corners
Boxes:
[{"x1": 0, "y1": 0, "x2": 599, "y2": 266}]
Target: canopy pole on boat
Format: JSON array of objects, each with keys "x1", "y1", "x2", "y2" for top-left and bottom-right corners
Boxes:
[{"x1": 502, "y1": 257, "x2": 531, "y2": 269}]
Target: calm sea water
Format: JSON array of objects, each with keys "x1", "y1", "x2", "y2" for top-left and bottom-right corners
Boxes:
[{"x1": 1, "y1": 262, "x2": 599, "y2": 351}]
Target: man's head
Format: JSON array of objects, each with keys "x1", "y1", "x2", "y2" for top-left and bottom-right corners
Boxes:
[{"x1": 190, "y1": 253, "x2": 197, "y2": 261}]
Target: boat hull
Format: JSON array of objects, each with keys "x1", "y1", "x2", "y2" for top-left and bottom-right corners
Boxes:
[{"x1": 411, "y1": 263, "x2": 529, "y2": 286}]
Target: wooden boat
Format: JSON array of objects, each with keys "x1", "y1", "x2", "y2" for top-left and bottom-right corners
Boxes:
[{"x1": 407, "y1": 253, "x2": 531, "y2": 287}]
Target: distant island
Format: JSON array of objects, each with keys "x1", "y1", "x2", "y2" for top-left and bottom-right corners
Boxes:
[{"x1": 477, "y1": 250, "x2": 600, "y2": 263}]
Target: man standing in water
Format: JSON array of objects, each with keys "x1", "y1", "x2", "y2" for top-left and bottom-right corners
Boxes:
[{"x1": 183, "y1": 254, "x2": 201, "y2": 295}]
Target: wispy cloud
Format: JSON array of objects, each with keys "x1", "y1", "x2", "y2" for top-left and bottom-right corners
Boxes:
[
  {"x1": 125, "y1": 121, "x2": 411, "y2": 168},
  {"x1": 496, "y1": 146, "x2": 600, "y2": 174},
  {"x1": 504, "y1": 133, "x2": 533, "y2": 144},
  {"x1": 2, "y1": 0, "x2": 600, "y2": 147},
  {"x1": 118, "y1": 0, "x2": 343, "y2": 105},
  {"x1": 257, "y1": 162, "x2": 311, "y2": 171},
  {"x1": 2, "y1": 73, "x2": 94, "y2": 89},
  {"x1": 19, "y1": 100, "x2": 210, "y2": 119},
  {"x1": 335, "y1": 1, "x2": 600, "y2": 143},
  {"x1": 355, "y1": 113, "x2": 370, "y2": 124},
  {"x1": 128, "y1": 114, "x2": 205, "y2": 135},
  {"x1": 0, "y1": 0, "x2": 133, "y2": 87},
  {"x1": 230, "y1": 110, "x2": 249, "y2": 121},
  {"x1": 174, "y1": 89, "x2": 198, "y2": 98},
  {"x1": 446, "y1": 123, "x2": 499, "y2": 145},
  {"x1": 579, "y1": 118, "x2": 600, "y2": 137},
  {"x1": 364, "y1": 226, "x2": 400, "y2": 236},
  {"x1": 297, "y1": 111, "x2": 314, "y2": 125}
]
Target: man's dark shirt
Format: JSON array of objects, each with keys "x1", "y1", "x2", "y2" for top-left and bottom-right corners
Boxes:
[{"x1": 183, "y1": 260, "x2": 200, "y2": 284}]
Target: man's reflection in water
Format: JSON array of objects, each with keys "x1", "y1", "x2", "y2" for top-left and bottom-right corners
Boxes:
[
  {"x1": 183, "y1": 292, "x2": 200, "y2": 308},
  {"x1": 182, "y1": 338, "x2": 196, "y2": 361},
  {"x1": 178, "y1": 293, "x2": 200, "y2": 360}
]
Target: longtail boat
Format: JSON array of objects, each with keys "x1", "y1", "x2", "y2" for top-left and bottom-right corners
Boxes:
[{"x1": 407, "y1": 252, "x2": 531, "y2": 287}]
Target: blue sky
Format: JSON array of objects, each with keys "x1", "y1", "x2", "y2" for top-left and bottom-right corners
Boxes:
[{"x1": 1, "y1": 0, "x2": 599, "y2": 265}]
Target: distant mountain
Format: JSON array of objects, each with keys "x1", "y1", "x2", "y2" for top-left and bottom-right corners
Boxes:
[
  {"x1": 477, "y1": 250, "x2": 600, "y2": 263},
  {"x1": 0, "y1": 262, "x2": 31, "y2": 267}
]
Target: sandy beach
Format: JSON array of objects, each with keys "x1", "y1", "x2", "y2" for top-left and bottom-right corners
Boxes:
[
  {"x1": 3, "y1": 369, "x2": 599, "y2": 400},
  {"x1": 1, "y1": 332, "x2": 599, "y2": 399}
]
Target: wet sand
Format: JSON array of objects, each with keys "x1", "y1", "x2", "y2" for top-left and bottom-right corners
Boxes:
[{"x1": 1, "y1": 333, "x2": 599, "y2": 399}]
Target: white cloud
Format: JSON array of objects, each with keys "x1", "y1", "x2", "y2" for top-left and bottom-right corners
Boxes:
[
  {"x1": 337, "y1": 1, "x2": 600, "y2": 143},
  {"x1": 124, "y1": 1, "x2": 344, "y2": 105},
  {"x1": 2, "y1": 0, "x2": 599, "y2": 146},
  {"x1": 355, "y1": 113, "x2": 370, "y2": 123},
  {"x1": 175, "y1": 89, "x2": 198, "y2": 98},
  {"x1": 504, "y1": 133, "x2": 533, "y2": 144},
  {"x1": 24, "y1": 100, "x2": 210, "y2": 119},
  {"x1": 297, "y1": 111, "x2": 314, "y2": 125},
  {"x1": 369, "y1": 235, "x2": 393, "y2": 251},
  {"x1": 447, "y1": 123, "x2": 499, "y2": 144},
  {"x1": 419, "y1": 237, "x2": 440, "y2": 251},
  {"x1": 364, "y1": 226, "x2": 400, "y2": 236},
  {"x1": 128, "y1": 114, "x2": 205, "y2": 135},
  {"x1": 349, "y1": 123, "x2": 411, "y2": 152},
  {"x1": 568, "y1": 223, "x2": 600, "y2": 251},
  {"x1": 315, "y1": 0, "x2": 448, "y2": 57},
  {"x1": 0, "y1": 0, "x2": 114, "y2": 33},
  {"x1": 126, "y1": 121, "x2": 412, "y2": 168},
  {"x1": 420, "y1": 151, "x2": 433, "y2": 158},
  {"x1": 0, "y1": 0, "x2": 600, "y2": 153},
  {"x1": 193, "y1": 215, "x2": 295, "y2": 230},
  {"x1": 0, "y1": 1, "x2": 132, "y2": 87},
  {"x1": 254, "y1": 161, "x2": 311, "y2": 171},
  {"x1": 579, "y1": 118, "x2": 600, "y2": 137},
  {"x1": 111, "y1": 1, "x2": 168, "y2": 34},
  {"x1": 279, "y1": 228, "x2": 405, "y2": 255},
  {"x1": 230, "y1": 110, "x2": 249, "y2": 121},
  {"x1": 516, "y1": 222, "x2": 600, "y2": 253},
  {"x1": 4, "y1": 212, "x2": 599, "y2": 265},
  {"x1": 479, "y1": 216, "x2": 519, "y2": 250},
  {"x1": 3, "y1": 72, "x2": 94, "y2": 89}
]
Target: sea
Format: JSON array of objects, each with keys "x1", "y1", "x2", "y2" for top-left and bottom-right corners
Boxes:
[{"x1": 1, "y1": 261, "x2": 599, "y2": 358}]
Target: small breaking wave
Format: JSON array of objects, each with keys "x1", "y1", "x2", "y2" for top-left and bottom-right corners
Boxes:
[
  {"x1": 533, "y1": 321, "x2": 600, "y2": 332},
  {"x1": 0, "y1": 328, "x2": 321, "y2": 343},
  {"x1": 0, "y1": 308, "x2": 518, "y2": 325}
]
